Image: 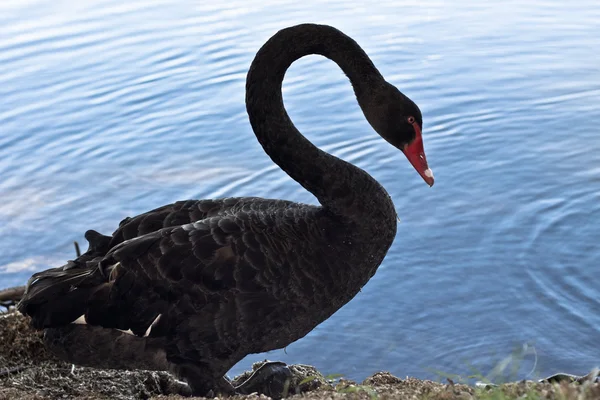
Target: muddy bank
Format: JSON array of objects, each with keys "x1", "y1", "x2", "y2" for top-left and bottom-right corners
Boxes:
[{"x1": 1, "y1": 311, "x2": 599, "y2": 400}]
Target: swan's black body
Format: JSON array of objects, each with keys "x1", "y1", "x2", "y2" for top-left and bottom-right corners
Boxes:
[{"x1": 18, "y1": 24, "x2": 431, "y2": 396}]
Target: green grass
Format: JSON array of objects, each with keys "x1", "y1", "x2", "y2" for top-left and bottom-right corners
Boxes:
[
  {"x1": 316, "y1": 344, "x2": 598, "y2": 400},
  {"x1": 336, "y1": 384, "x2": 379, "y2": 399}
]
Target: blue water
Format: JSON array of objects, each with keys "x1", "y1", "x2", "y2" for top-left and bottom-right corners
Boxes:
[{"x1": 1, "y1": 0, "x2": 600, "y2": 383}]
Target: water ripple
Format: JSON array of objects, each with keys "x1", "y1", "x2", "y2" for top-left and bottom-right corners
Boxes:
[{"x1": 2, "y1": 0, "x2": 600, "y2": 382}]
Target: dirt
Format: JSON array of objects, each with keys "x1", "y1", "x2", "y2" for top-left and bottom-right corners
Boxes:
[{"x1": 1, "y1": 310, "x2": 599, "y2": 400}]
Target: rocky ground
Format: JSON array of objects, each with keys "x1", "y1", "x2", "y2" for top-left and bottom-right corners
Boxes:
[{"x1": 1, "y1": 311, "x2": 600, "y2": 400}]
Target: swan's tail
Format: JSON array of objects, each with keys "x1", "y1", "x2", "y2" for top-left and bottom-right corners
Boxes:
[
  {"x1": 17, "y1": 230, "x2": 112, "y2": 329},
  {"x1": 17, "y1": 261, "x2": 108, "y2": 329}
]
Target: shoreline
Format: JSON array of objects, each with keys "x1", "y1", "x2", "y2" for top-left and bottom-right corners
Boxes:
[{"x1": 1, "y1": 311, "x2": 599, "y2": 400}]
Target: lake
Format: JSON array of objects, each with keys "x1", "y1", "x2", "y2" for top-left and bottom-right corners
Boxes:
[{"x1": 1, "y1": 0, "x2": 599, "y2": 383}]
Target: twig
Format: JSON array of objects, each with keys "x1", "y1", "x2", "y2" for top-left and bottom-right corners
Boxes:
[
  {"x1": 0, "y1": 365, "x2": 29, "y2": 377},
  {"x1": 74, "y1": 241, "x2": 81, "y2": 257},
  {"x1": 0, "y1": 286, "x2": 25, "y2": 311},
  {"x1": 0, "y1": 286, "x2": 25, "y2": 304}
]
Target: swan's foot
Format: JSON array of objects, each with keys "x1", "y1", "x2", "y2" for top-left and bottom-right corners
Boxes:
[
  {"x1": 160, "y1": 377, "x2": 193, "y2": 397},
  {"x1": 174, "y1": 364, "x2": 235, "y2": 398},
  {"x1": 234, "y1": 361, "x2": 292, "y2": 399},
  {"x1": 173, "y1": 362, "x2": 291, "y2": 398}
]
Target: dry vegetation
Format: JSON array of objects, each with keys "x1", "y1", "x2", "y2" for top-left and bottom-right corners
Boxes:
[{"x1": 1, "y1": 311, "x2": 599, "y2": 400}]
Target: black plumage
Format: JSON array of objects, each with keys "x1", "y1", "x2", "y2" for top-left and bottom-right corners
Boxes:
[{"x1": 18, "y1": 23, "x2": 433, "y2": 396}]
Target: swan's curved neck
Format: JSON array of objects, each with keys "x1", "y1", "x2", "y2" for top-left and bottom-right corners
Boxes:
[{"x1": 245, "y1": 24, "x2": 396, "y2": 224}]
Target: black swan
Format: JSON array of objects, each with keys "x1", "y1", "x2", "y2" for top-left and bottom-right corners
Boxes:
[{"x1": 17, "y1": 23, "x2": 433, "y2": 397}]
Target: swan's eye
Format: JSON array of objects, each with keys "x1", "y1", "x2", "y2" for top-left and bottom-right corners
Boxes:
[{"x1": 407, "y1": 116, "x2": 415, "y2": 124}]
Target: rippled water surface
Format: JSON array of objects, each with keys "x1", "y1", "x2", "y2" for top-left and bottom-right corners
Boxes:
[{"x1": 1, "y1": 0, "x2": 599, "y2": 382}]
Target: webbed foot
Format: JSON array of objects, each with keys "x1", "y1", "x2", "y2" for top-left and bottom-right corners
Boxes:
[{"x1": 234, "y1": 361, "x2": 292, "y2": 399}]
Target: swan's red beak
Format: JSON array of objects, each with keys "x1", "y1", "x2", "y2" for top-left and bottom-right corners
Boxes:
[{"x1": 402, "y1": 123, "x2": 434, "y2": 186}]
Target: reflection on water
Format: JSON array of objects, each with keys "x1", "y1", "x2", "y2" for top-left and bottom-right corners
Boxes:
[{"x1": 1, "y1": 0, "x2": 599, "y2": 381}]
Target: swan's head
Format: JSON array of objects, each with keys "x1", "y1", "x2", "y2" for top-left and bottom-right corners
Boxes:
[{"x1": 363, "y1": 82, "x2": 434, "y2": 187}]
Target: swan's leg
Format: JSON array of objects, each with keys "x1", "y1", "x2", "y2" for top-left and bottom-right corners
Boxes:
[
  {"x1": 234, "y1": 361, "x2": 292, "y2": 399},
  {"x1": 171, "y1": 363, "x2": 235, "y2": 397}
]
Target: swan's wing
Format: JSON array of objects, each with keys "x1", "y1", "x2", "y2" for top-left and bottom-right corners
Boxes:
[
  {"x1": 92, "y1": 210, "x2": 313, "y2": 339},
  {"x1": 109, "y1": 197, "x2": 299, "y2": 245},
  {"x1": 109, "y1": 199, "x2": 228, "y2": 245},
  {"x1": 67, "y1": 199, "x2": 243, "y2": 267}
]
